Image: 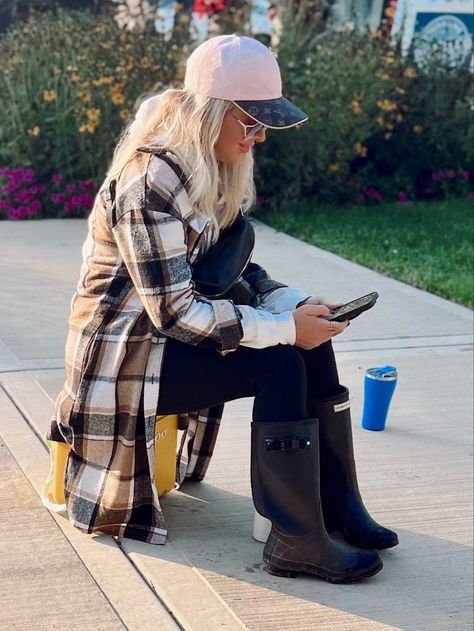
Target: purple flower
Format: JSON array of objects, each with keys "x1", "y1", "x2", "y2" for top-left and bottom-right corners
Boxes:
[
  {"x1": 29, "y1": 200, "x2": 41, "y2": 213},
  {"x1": 51, "y1": 193, "x2": 65, "y2": 204},
  {"x1": 29, "y1": 184, "x2": 45, "y2": 195},
  {"x1": 3, "y1": 182, "x2": 18, "y2": 195},
  {"x1": 461, "y1": 170, "x2": 470, "y2": 181},
  {"x1": 0, "y1": 199, "x2": 12, "y2": 210},
  {"x1": 52, "y1": 174, "x2": 63, "y2": 184},
  {"x1": 13, "y1": 191, "x2": 33, "y2": 204},
  {"x1": 374, "y1": 192, "x2": 384, "y2": 203},
  {"x1": 22, "y1": 169, "x2": 35, "y2": 183},
  {"x1": 65, "y1": 199, "x2": 75, "y2": 212},
  {"x1": 399, "y1": 191, "x2": 409, "y2": 204},
  {"x1": 66, "y1": 184, "x2": 76, "y2": 193},
  {"x1": 447, "y1": 170, "x2": 456, "y2": 179}
]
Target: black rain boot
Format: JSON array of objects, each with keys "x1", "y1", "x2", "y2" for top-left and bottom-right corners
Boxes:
[
  {"x1": 251, "y1": 418, "x2": 383, "y2": 583},
  {"x1": 308, "y1": 386, "x2": 399, "y2": 550}
]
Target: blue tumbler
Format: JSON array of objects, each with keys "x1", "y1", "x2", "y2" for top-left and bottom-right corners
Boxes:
[{"x1": 362, "y1": 366, "x2": 398, "y2": 431}]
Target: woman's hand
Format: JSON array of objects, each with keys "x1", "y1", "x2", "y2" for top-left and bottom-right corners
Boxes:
[
  {"x1": 297, "y1": 295, "x2": 343, "y2": 311},
  {"x1": 292, "y1": 304, "x2": 349, "y2": 350}
]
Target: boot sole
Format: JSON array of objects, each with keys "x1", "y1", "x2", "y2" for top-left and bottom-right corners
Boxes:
[{"x1": 264, "y1": 557, "x2": 383, "y2": 584}]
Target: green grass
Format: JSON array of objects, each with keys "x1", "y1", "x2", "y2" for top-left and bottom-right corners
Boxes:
[{"x1": 256, "y1": 198, "x2": 474, "y2": 309}]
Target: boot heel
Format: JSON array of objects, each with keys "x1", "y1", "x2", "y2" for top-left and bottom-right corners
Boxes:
[{"x1": 265, "y1": 563, "x2": 297, "y2": 578}]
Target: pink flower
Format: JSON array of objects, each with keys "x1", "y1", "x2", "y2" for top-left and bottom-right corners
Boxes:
[
  {"x1": 66, "y1": 184, "x2": 76, "y2": 193},
  {"x1": 52, "y1": 175, "x2": 63, "y2": 184},
  {"x1": 399, "y1": 191, "x2": 409, "y2": 204},
  {"x1": 0, "y1": 199, "x2": 12, "y2": 210},
  {"x1": 447, "y1": 170, "x2": 456, "y2": 179},
  {"x1": 51, "y1": 193, "x2": 65, "y2": 204},
  {"x1": 461, "y1": 170, "x2": 470, "y2": 181},
  {"x1": 431, "y1": 172, "x2": 441, "y2": 182}
]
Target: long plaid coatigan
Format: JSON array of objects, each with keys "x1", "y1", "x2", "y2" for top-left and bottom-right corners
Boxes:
[{"x1": 47, "y1": 146, "x2": 295, "y2": 544}]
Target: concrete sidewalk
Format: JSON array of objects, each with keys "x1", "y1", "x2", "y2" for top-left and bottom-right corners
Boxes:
[{"x1": 0, "y1": 218, "x2": 472, "y2": 631}]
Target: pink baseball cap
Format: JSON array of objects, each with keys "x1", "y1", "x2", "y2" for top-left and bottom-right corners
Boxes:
[{"x1": 184, "y1": 34, "x2": 308, "y2": 130}]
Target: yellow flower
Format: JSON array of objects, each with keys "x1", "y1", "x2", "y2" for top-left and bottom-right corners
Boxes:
[
  {"x1": 385, "y1": 132, "x2": 393, "y2": 140},
  {"x1": 111, "y1": 92, "x2": 125, "y2": 105},
  {"x1": 377, "y1": 99, "x2": 397, "y2": 112},
  {"x1": 92, "y1": 76, "x2": 113, "y2": 87},
  {"x1": 100, "y1": 42, "x2": 112, "y2": 50},
  {"x1": 383, "y1": 55, "x2": 395, "y2": 65},
  {"x1": 70, "y1": 73, "x2": 81, "y2": 82},
  {"x1": 86, "y1": 108, "x2": 100, "y2": 123},
  {"x1": 79, "y1": 90, "x2": 91, "y2": 103},
  {"x1": 413, "y1": 125, "x2": 423, "y2": 134},
  {"x1": 404, "y1": 67, "x2": 417, "y2": 79},
  {"x1": 372, "y1": 29, "x2": 382, "y2": 39},
  {"x1": 350, "y1": 100, "x2": 362, "y2": 115},
  {"x1": 328, "y1": 163, "x2": 340, "y2": 172},
  {"x1": 376, "y1": 115, "x2": 385, "y2": 127},
  {"x1": 79, "y1": 122, "x2": 97, "y2": 134},
  {"x1": 395, "y1": 87, "x2": 406, "y2": 95},
  {"x1": 354, "y1": 142, "x2": 368, "y2": 158},
  {"x1": 395, "y1": 113, "x2": 404, "y2": 123},
  {"x1": 43, "y1": 90, "x2": 56, "y2": 102},
  {"x1": 119, "y1": 109, "x2": 130, "y2": 120},
  {"x1": 386, "y1": 122, "x2": 394, "y2": 131},
  {"x1": 53, "y1": 66, "x2": 62, "y2": 75},
  {"x1": 376, "y1": 70, "x2": 391, "y2": 81},
  {"x1": 28, "y1": 126, "x2": 40, "y2": 137}
]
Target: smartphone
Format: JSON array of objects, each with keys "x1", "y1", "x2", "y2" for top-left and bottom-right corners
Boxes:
[{"x1": 326, "y1": 292, "x2": 379, "y2": 322}]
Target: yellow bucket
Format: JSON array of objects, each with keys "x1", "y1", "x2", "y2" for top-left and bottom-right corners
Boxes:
[{"x1": 41, "y1": 414, "x2": 179, "y2": 512}]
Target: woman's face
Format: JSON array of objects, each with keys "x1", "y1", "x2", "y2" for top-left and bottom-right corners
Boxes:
[{"x1": 214, "y1": 105, "x2": 267, "y2": 164}]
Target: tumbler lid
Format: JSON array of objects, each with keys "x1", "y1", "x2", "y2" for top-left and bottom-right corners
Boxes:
[{"x1": 366, "y1": 366, "x2": 398, "y2": 380}]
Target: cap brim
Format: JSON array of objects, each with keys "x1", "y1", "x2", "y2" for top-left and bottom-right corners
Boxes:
[{"x1": 232, "y1": 97, "x2": 308, "y2": 130}]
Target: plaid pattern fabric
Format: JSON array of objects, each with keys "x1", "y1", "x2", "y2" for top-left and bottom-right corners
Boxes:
[{"x1": 47, "y1": 147, "x2": 288, "y2": 544}]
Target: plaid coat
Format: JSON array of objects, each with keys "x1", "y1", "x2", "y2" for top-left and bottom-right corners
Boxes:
[{"x1": 47, "y1": 146, "x2": 299, "y2": 544}]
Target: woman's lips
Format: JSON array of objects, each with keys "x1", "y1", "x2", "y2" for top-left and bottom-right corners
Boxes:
[{"x1": 238, "y1": 143, "x2": 252, "y2": 153}]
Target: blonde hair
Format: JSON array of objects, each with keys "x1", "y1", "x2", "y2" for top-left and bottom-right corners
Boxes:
[{"x1": 106, "y1": 88, "x2": 256, "y2": 230}]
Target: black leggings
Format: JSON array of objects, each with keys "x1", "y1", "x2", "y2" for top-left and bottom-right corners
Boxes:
[{"x1": 157, "y1": 339, "x2": 340, "y2": 422}]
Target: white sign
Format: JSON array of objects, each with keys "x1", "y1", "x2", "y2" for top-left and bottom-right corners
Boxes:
[{"x1": 392, "y1": 0, "x2": 473, "y2": 66}]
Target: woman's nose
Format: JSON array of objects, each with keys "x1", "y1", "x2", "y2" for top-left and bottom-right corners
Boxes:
[{"x1": 255, "y1": 127, "x2": 267, "y2": 143}]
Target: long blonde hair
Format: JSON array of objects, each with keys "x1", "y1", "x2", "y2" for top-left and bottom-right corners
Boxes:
[{"x1": 106, "y1": 88, "x2": 256, "y2": 229}]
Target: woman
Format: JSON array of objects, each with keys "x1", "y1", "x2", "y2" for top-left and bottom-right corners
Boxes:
[{"x1": 47, "y1": 35, "x2": 397, "y2": 583}]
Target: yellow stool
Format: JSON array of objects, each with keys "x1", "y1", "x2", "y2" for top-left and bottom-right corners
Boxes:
[{"x1": 41, "y1": 414, "x2": 179, "y2": 512}]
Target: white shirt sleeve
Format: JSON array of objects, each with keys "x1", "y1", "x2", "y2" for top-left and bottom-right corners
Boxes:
[
  {"x1": 236, "y1": 305, "x2": 296, "y2": 349},
  {"x1": 259, "y1": 287, "x2": 312, "y2": 314}
]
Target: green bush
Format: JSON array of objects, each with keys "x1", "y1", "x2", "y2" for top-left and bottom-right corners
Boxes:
[
  {"x1": 0, "y1": 5, "x2": 187, "y2": 214},
  {"x1": 254, "y1": 25, "x2": 473, "y2": 206}
]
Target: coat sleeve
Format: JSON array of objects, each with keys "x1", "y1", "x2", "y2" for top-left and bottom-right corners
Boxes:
[
  {"x1": 239, "y1": 262, "x2": 311, "y2": 314},
  {"x1": 111, "y1": 203, "x2": 244, "y2": 355}
]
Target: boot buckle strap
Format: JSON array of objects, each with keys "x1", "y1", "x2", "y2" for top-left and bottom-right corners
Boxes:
[{"x1": 264, "y1": 435, "x2": 312, "y2": 452}]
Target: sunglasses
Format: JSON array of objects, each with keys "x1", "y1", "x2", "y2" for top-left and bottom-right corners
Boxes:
[{"x1": 228, "y1": 110, "x2": 267, "y2": 141}]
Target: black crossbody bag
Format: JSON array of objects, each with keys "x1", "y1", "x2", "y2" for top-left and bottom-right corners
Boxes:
[{"x1": 110, "y1": 150, "x2": 255, "y2": 302}]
